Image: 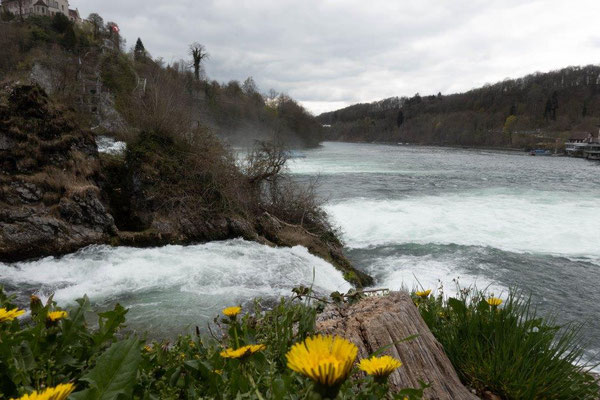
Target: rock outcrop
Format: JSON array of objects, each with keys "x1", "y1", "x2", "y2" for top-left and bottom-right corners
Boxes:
[
  {"x1": 256, "y1": 212, "x2": 373, "y2": 286},
  {"x1": 0, "y1": 84, "x2": 116, "y2": 261},
  {"x1": 316, "y1": 292, "x2": 479, "y2": 400},
  {"x1": 0, "y1": 84, "x2": 370, "y2": 287}
]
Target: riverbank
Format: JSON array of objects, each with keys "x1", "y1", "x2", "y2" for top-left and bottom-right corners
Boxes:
[
  {"x1": 0, "y1": 84, "x2": 370, "y2": 286},
  {"x1": 2, "y1": 285, "x2": 597, "y2": 400},
  {"x1": 325, "y1": 138, "x2": 544, "y2": 154}
]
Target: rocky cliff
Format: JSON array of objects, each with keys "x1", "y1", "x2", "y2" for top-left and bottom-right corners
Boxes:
[
  {"x1": 0, "y1": 84, "x2": 116, "y2": 261},
  {"x1": 0, "y1": 84, "x2": 371, "y2": 286}
]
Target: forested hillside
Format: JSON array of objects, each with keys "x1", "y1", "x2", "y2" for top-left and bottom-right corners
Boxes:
[
  {"x1": 318, "y1": 66, "x2": 600, "y2": 149},
  {"x1": 0, "y1": 12, "x2": 322, "y2": 148}
]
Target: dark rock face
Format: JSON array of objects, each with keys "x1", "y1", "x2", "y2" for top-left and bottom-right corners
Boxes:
[
  {"x1": 0, "y1": 84, "x2": 116, "y2": 262},
  {"x1": 256, "y1": 212, "x2": 373, "y2": 287},
  {"x1": 0, "y1": 84, "x2": 370, "y2": 287}
]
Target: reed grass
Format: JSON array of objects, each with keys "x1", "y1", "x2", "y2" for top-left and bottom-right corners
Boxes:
[{"x1": 414, "y1": 287, "x2": 599, "y2": 399}]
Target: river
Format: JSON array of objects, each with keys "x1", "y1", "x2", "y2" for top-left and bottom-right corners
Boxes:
[
  {"x1": 290, "y1": 141, "x2": 600, "y2": 360},
  {"x1": 1, "y1": 142, "x2": 599, "y2": 357}
]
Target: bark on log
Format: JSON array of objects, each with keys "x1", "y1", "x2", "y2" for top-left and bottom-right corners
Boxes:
[{"x1": 316, "y1": 291, "x2": 479, "y2": 400}]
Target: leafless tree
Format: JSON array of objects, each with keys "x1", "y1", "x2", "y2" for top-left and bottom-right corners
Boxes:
[
  {"x1": 189, "y1": 42, "x2": 208, "y2": 81},
  {"x1": 12, "y1": 0, "x2": 24, "y2": 21},
  {"x1": 245, "y1": 141, "x2": 288, "y2": 186}
]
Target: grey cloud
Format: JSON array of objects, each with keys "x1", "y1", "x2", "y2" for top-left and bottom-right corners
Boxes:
[{"x1": 79, "y1": 0, "x2": 600, "y2": 114}]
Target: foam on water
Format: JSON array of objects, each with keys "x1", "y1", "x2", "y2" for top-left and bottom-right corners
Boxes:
[
  {"x1": 96, "y1": 135, "x2": 126, "y2": 155},
  {"x1": 362, "y1": 252, "x2": 508, "y2": 297},
  {"x1": 0, "y1": 239, "x2": 351, "y2": 334},
  {"x1": 326, "y1": 189, "x2": 600, "y2": 263}
]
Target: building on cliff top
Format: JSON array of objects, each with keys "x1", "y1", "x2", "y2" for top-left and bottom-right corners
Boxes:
[{"x1": 1, "y1": 0, "x2": 81, "y2": 23}]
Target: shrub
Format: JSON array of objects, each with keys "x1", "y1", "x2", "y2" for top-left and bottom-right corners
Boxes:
[
  {"x1": 51, "y1": 13, "x2": 72, "y2": 34},
  {"x1": 100, "y1": 53, "x2": 137, "y2": 100},
  {"x1": 413, "y1": 287, "x2": 599, "y2": 399},
  {"x1": 0, "y1": 287, "x2": 424, "y2": 399}
]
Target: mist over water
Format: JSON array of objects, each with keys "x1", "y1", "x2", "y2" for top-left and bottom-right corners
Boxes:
[{"x1": 289, "y1": 142, "x2": 600, "y2": 358}]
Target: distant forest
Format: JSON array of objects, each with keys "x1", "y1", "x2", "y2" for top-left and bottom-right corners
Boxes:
[{"x1": 318, "y1": 66, "x2": 600, "y2": 149}]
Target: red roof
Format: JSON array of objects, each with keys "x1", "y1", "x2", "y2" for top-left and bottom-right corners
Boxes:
[{"x1": 569, "y1": 131, "x2": 591, "y2": 140}]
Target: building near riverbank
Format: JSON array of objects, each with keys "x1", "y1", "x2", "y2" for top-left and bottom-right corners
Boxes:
[
  {"x1": 1, "y1": 0, "x2": 81, "y2": 23},
  {"x1": 565, "y1": 128, "x2": 600, "y2": 158}
]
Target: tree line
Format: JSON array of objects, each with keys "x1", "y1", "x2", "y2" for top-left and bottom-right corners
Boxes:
[{"x1": 318, "y1": 66, "x2": 600, "y2": 149}]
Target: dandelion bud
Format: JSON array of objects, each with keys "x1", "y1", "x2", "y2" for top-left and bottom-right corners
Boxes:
[{"x1": 30, "y1": 294, "x2": 42, "y2": 315}]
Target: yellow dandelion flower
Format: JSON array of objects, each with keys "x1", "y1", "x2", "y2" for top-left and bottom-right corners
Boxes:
[
  {"x1": 220, "y1": 344, "x2": 265, "y2": 359},
  {"x1": 222, "y1": 306, "x2": 241, "y2": 318},
  {"x1": 415, "y1": 289, "x2": 431, "y2": 298},
  {"x1": 286, "y1": 335, "x2": 358, "y2": 388},
  {"x1": 11, "y1": 382, "x2": 74, "y2": 400},
  {"x1": 0, "y1": 308, "x2": 25, "y2": 323},
  {"x1": 214, "y1": 369, "x2": 223, "y2": 375},
  {"x1": 486, "y1": 297, "x2": 502, "y2": 307},
  {"x1": 358, "y1": 355, "x2": 402, "y2": 378},
  {"x1": 47, "y1": 311, "x2": 68, "y2": 322}
]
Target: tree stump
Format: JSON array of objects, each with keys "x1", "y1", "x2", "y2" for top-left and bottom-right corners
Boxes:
[{"x1": 316, "y1": 291, "x2": 479, "y2": 400}]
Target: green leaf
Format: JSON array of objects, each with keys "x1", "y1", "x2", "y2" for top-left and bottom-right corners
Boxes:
[
  {"x1": 271, "y1": 377, "x2": 288, "y2": 399},
  {"x1": 15, "y1": 341, "x2": 36, "y2": 372},
  {"x1": 93, "y1": 304, "x2": 128, "y2": 346},
  {"x1": 448, "y1": 297, "x2": 467, "y2": 316},
  {"x1": 477, "y1": 299, "x2": 490, "y2": 314},
  {"x1": 61, "y1": 295, "x2": 91, "y2": 345},
  {"x1": 72, "y1": 337, "x2": 141, "y2": 400}
]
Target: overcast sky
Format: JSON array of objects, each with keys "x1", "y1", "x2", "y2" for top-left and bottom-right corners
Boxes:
[{"x1": 80, "y1": 0, "x2": 600, "y2": 115}]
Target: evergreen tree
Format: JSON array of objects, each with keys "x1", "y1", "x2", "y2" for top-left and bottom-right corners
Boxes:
[
  {"x1": 61, "y1": 26, "x2": 77, "y2": 50},
  {"x1": 52, "y1": 13, "x2": 71, "y2": 34},
  {"x1": 551, "y1": 91, "x2": 559, "y2": 121},
  {"x1": 396, "y1": 110, "x2": 404, "y2": 127},
  {"x1": 134, "y1": 38, "x2": 146, "y2": 61}
]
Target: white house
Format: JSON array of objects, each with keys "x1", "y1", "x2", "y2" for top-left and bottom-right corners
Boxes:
[{"x1": 1, "y1": 0, "x2": 81, "y2": 22}]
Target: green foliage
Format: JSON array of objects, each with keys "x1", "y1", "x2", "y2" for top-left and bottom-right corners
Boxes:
[
  {"x1": 0, "y1": 291, "x2": 127, "y2": 398},
  {"x1": 29, "y1": 25, "x2": 52, "y2": 45},
  {"x1": 503, "y1": 114, "x2": 518, "y2": 134},
  {"x1": 413, "y1": 288, "x2": 599, "y2": 400},
  {"x1": 134, "y1": 38, "x2": 146, "y2": 61},
  {"x1": 100, "y1": 53, "x2": 137, "y2": 98},
  {"x1": 1, "y1": 287, "x2": 423, "y2": 399},
  {"x1": 51, "y1": 13, "x2": 72, "y2": 34},
  {"x1": 319, "y1": 65, "x2": 600, "y2": 148},
  {"x1": 72, "y1": 338, "x2": 142, "y2": 400},
  {"x1": 1, "y1": 10, "x2": 15, "y2": 22}
]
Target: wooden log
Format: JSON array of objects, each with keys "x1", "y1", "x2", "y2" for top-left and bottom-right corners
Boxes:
[{"x1": 316, "y1": 291, "x2": 479, "y2": 400}]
